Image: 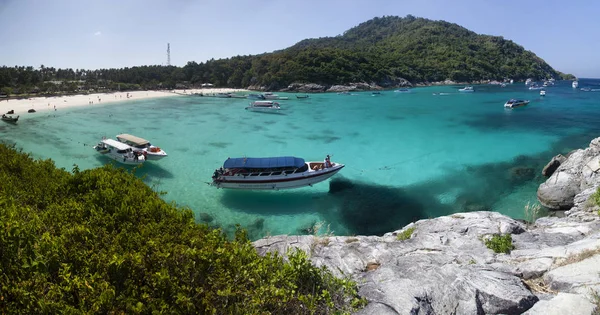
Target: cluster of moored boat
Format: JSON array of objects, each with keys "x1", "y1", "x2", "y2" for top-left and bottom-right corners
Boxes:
[{"x1": 93, "y1": 134, "x2": 168, "y2": 165}]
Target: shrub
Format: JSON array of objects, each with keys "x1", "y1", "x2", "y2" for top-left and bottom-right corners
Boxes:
[
  {"x1": 396, "y1": 227, "x2": 415, "y2": 241},
  {"x1": 0, "y1": 143, "x2": 364, "y2": 314},
  {"x1": 484, "y1": 234, "x2": 515, "y2": 254}
]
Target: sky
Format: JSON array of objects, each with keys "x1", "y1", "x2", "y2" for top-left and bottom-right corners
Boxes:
[{"x1": 1, "y1": 0, "x2": 599, "y2": 77}]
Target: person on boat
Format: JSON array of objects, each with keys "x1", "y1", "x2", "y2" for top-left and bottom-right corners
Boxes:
[
  {"x1": 324, "y1": 155, "x2": 332, "y2": 168},
  {"x1": 212, "y1": 169, "x2": 220, "y2": 180}
]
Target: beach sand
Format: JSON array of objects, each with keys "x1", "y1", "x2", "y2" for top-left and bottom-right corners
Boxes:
[{"x1": 0, "y1": 88, "x2": 248, "y2": 115}]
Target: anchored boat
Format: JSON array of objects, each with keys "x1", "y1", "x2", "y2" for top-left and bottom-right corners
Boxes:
[
  {"x1": 245, "y1": 100, "x2": 281, "y2": 112},
  {"x1": 116, "y1": 134, "x2": 168, "y2": 160},
  {"x1": 211, "y1": 155, "x2": 344, "y2": 190},
  {"x1": 504, "y1": 99, "x2": 530, "y2": 109},
  {"x1": 94, "y1": 138, "x2": 146, "y2": 165}
]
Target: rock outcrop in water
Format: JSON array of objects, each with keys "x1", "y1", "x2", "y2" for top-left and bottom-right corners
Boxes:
[
  {"x1": 253, "y1": 137, "x2": 600, "y2": 314},
  {"x1": 537, "y1": 138, "x2": 600, "y2": 210}
]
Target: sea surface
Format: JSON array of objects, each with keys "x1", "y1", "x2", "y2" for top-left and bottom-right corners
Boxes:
[{"x1": 2, "y1": 79, "x2": 600, "y2": 239}]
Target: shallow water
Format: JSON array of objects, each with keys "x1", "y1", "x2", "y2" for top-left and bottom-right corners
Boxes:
[{"x1": 2, "y1": 80, "x2": 599, "y2": 239}]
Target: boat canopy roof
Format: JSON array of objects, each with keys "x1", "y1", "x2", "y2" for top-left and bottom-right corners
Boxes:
[
  {"x1": 102, "y1": 138, "x2": 131, "y2": 150},
  {"x1": 223, "y1": 156, "x2": 306, "y2": 169},
  {"x1": 116, "y1": 134, "x2": 149, "y2": 145}
]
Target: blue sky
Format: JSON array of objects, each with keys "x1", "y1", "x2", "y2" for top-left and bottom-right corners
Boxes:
[{"x1": 1, "y1": 0, "x2": 598, "y2": 77}]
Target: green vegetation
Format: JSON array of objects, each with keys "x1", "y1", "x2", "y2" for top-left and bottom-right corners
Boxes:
[
  {"x1": 484, "y1": 234, "x2": 515, "y2": 254},
  {"x1": 0, "y1": 143, "x2": 364, "y2": 314},
  {"x1": 396, "y1": 227, "x2": 415, "y2": 241},
  {"x1": 0, "y1": 16, "x2": 573, "y2": 96}
]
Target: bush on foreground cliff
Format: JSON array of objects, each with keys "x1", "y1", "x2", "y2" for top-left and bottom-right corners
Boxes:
[{"x1": 0, "y1": 143, "x2": 364, "y2": 314}]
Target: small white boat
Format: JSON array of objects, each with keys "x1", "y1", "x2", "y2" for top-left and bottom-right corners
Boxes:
[
  {"x1": 116, "y1": 134, "x2": 168, "y2": 160},
  {"x1": 572, "y1": 81, "x2": 579, "y2": 88},
  {"x1": 540, "y1": 90, "x2": 546, "y2": 96},
  {"x1": 245, "y1": 100, "x2": 281, "y2": 112},
  {"x1": 504, "y1": 99, "x2": 530, "y2": 109},
  {"x1": 263, "y1": 92, "x2": 288, "y2": 100},
  {"x1": 211, "y1": 156, "x2": 344, "y2": 190},
  {"x1": 94, "y1": 138, "x2": 145, "y2": 165},
  {"x1": 247, "y1": 94, "x2": 266, "y2": 100},
  {"x1": 458, "y1": 86, "x2": 474, "y2": 93},
  {"x1": 529, "y1": 85, "x2": 543, "y2": 90},
  {"x1": 525, "y1": 78, "x2": 532, "y2": 86},
  {"x1": 394, "y1": 88, "x2": 411, "y2": 93}
]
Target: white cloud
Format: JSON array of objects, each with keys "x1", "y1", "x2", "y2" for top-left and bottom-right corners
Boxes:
[{"x1": 94, "y1": 31, "x2": 102, "y2": 36}]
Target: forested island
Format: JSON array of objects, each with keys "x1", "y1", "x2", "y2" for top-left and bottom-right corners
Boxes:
[{"x1": 1, "y1": 15, "x2": 573, "y2": 96}]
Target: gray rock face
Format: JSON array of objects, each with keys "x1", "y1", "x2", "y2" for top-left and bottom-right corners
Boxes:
[
  {"x1": 523, "y1": 293, "x2": 596, "y2": 315},
  {"x1": 542, "y1": 154, "x2": 566, "y2": 177},
  {"x1": 254, "y1": 208, "x2": 600, "y2": 315},
  {"x1": 282, "y1": 82, "x2": 327, "y2": 92},
  {"x1": 538, "y1": 138, "x2": 600, "y2": 210}
]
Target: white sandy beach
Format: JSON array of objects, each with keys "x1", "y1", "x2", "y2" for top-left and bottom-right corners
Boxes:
[{"x1": 0, "y1": 88, "x2": 248, "y2": 115}]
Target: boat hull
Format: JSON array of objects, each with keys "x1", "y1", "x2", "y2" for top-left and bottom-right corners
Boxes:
[{"x1": 214, "y1": 164, "x2": 344, "y2": 190}]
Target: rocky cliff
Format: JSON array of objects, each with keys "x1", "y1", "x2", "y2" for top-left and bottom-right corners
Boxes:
[{"x1": 253, "y1": 137, "x2": 600, "y2": 314}]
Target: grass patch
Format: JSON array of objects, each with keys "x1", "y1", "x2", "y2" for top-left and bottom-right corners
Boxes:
[
  {"x1": 523, "y1": 278, "x2": 556, "y2": 294},
  {"x1": 396, "y1": 227, "x2": 415, "y2": 241},
  {"x1": 484, "y1": 234, "x2": 514, "y2": 254},
  {"x1": 555, "y1": 247, "x2": 600, "y2": 267},
  {"x1": 345, "y1": 237, "x2": 359, "y2": 243},
  {"x1": 590, "y1": 289, "x2": 600, "y2": 315},
  {"x1": 524, "y1": 201, "x2": 542, "y2": 225}
]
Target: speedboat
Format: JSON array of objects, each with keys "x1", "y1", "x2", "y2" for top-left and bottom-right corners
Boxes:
[
  {"x1": 263, "y1": 92, "x2": 288, "y2": 100},
  {"x1": 394, "y1": 88, "x2": 411, "y2": 93},
  {"x1": 245, "y1": 100, "x2": 281, "y2": 112},
  {"x1": 540, "y1": 90, "x2": 546, "y2": 96},
  {"x1": 247, "y1": 94, "x2": 266, "y2": 100},
  {"x1": 504, "y1": 99, "x2": 530, "y2": 109},
  {"x1": 94, "y1": 138, "x2": 146, "y2": 165},
  {"x1": 458, "y1": 86, "x2": 474, "y2": 93},
  {"x1": 296, "y1": 95, "x2": 309, "y2": 99},
  {"x1": 1, "y1": 114, "x2": 18, "y2": 124},
  {"x1": 528, "y1": 85, "x2": 543, "y2": 90},
  {"x1": 211, "y1": 156, "x2": 344, "y2": 190},
  {"x1": 572, "y1": 81, "x2": 579, "y2": 88},
  {"x1": 116, "y1": 134, "x2": 168, "y2": 160}
]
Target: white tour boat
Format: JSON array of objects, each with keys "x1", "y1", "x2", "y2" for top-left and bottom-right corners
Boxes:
[
  {"x1": 458, "y1": 86, "x2": 474, "y2": 93},
  {"x1": 211, "y1": 156, "x2": 344, "y2": 190},
  {"x1": 94, "y1": 138, "x2": 146, "y2": 165},
  {"x1": 116, "y1": 134, "x2": 168, "y2": 160},
  {"x1": 540, "y1": 90, "x2": 546, "y2": 96},
  {"x1": 263, "y1": 92, "x2": 289, "y2": 100},
  {"x1": 504, "y1": 99, "x2": 530, "y2": 109},
  {"x1": 572, "y1": 81, "x2": 579, "y2": 88},
  {"x1": 245, "y1": 100, "x2": 281, "y2": 112}
]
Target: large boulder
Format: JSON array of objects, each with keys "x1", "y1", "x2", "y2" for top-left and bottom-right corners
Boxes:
[
  {"x1": 538, "y1": 138, "x2": 600, "y2": 210},
  {"x1": 542, "y1": 154, "x2": 567, "y2": 177}
]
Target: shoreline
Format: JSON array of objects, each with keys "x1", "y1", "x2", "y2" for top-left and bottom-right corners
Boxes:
[{"x1": 0, "y1": 88, "x2": 248, "y2": 115}]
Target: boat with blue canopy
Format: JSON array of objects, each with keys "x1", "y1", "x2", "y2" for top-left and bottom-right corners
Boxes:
[{"x1": 211, "y1": 155, "x2": 344, "y2": 190}]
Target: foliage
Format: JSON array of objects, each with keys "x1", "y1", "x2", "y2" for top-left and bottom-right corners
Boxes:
[
  {"x1": 0, "y1": 16, "x2": 573, "y2": 95},
  {"x1": 523, "y1": 201, "x2": 542, "y2": 225},
  {"x1": 592, "y1": 186, "x2": 600, "y2": 208},
  {"x1": 0, "y1": 143, "x2": 364, "y2": 314},
  {"x1": 484, "y1": 234, "x2": 515, "y2": 254},
  {"x1": 396, "y1": 227, "x2": 415, "y2": 241}
]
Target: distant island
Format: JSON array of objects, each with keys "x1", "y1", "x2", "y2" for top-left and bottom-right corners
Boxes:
[{"x1": 1, "y1": 15, "x2": 574, "y2": 97}]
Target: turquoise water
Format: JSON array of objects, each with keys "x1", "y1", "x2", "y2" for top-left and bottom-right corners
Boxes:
[{"x1": 2, "y1": 80, "x2": 600, "y2": 239}]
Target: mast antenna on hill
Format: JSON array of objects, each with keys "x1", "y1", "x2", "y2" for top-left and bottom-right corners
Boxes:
[{"x1": 167, "y1": 43, "x2": 171, "y2": 66}]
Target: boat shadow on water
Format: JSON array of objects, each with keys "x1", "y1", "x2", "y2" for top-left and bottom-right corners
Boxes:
[
  {"x1": 218, "y1": 189, "x2": 328, "y2": 216},
  {"x1": 94, "y1": 156, "x2": 174, "y2": 179},
  {"x1": 325, "y1": 177, "x2": 435, "y2": 235}
]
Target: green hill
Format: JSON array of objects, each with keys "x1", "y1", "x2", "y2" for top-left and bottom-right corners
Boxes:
[{"x1": 182, "y1": 15, "x2": 573, "y2": 90}]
